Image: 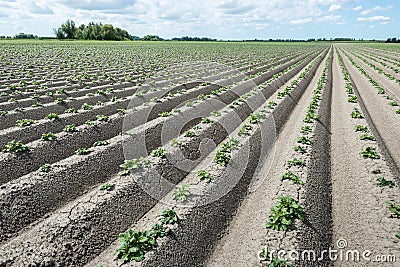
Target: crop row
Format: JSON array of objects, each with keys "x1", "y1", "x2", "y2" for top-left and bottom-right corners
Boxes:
[
  {"x1": 260, "y1": 49, "x2": 332, "y2": 267},
  {"x1": 339, "y1": 48, "x2": 400, "y2": 115}
]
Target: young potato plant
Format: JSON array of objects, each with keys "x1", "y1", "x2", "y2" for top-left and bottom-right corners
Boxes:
[
  {"x1": 197, "y1": 169, "x2": 213, "y2": 182},
  {"x1": 64, "y1": 124, "x2": 77, "y2": 132},
  {"x1": 75, "y1": 148, "x2": 93, "y2": 155},
  {"x1": 151, "y1": 223, "x2": 169, "y2": 238},
  {"x1": 96, "y1": 114, "x2": 110, "y2": 122},
  {"x1": 16, "y1": 119, "x2": 36, "y2": 127},
  {"x1": 294, "y1": 145, "x2": 307, "y2": 154},
  {"x1": 159, "y1": 111, "x2": 171, "y2": 117},
  {"x1": 3, "y1": 140, "x2": 30, "y2": 154},
  {"x1": 96, "y1": 89, "x2": 107, "y2": 96},
  {"x1": 355, "y1": 125, "x2": 369, "y2": 133},
  {"x1": 304, "y1": 111, "x2": 320, "y2": 123},
  {"x1": 65, "y1": 108, "x2": 78, "y2": 113},
  {"x1": 265, "y1": 195, "x2": 304, "y2": 231},
  {"x1": 93, "y1": 140, "x2": 110, "y2": 146},
  {"x1": 359, "y1": 134, "x2": 376, "y2": 141},
  {"x1": 287, "y1": 158, "x2": 306, "y2": 167},
  {"x1": 210, "y1": 110, "x2": 221, "y2": 117},
  {"x1": 99, "y1": 182, "x2": 115, "y2": 191},
  {"x1": 183, "y1": 130, "x2": 196, "y2": 137},
  {"x1": 170, "y1": 138, "x2": 183, "y2": 147},
  {"x1": 197, "y1": 94, "x2": 208, "y2": 100},
  {"x1": 86, "y1": 120, "x2": 96, "y2": 126},
  {"x1": 201, "y1": 117, "x2": 214, "y2": 124},
  {"x1": 159, "y1": 208, "x2": 178, "y2": 224},
  {"x1": 55, "y1": 98, "x2": 66, "y2": 104},
  {"x1": 267, "y1": 101, "x2": 277, "y2": 109},
  {"x1": 296, "y1": 136, "x2": 312, "y2": 145},
  {"x1": 386, "y1": 201, "x2": 400, "y2": 218},
  {"x1": 82, "y1": 103, "x2": 93, "y2": 110},
  {"x1": 39, "y1": 164, "x2": 51, "y2": 173},
  {"x1": 45, "y1": 113, "x2": 59, "y2": 121},
  {"x1": 41, "y1": 132, "x2": 57, "y2": 141},
  {"x1": 281, "y1": 171, "x2": 304, "y2": 185},
  {"x1": 214, "y1": 138, "x2": 241, "y2": 167},
  {"x1": 119, "y1": 158, "x2": 148, "y2": 176},
  {"x1": 376, "y1": 177, "x2": 395, "y2": 188},
  {"x1": 238, "y1": 124, "x2": 253, "y2": 137},
  {"x1": 56, "y1": 88, "x2": 67, "y2": 95},
  {"x1": 172, "y1": 183, "x2": 190, "y2": 203},
  {"x1": 300, "y1": 125, "x2": 312, "y2": 134},
  {"x1": 118, "y1": 109, "x2": 126, "y2": 115},
  {"x1": 171, "y1": 108, "x2": 181, "y2": 114},
  {"x1": 361, "y1": 146, "x2": 380, "y2": 159},
  {"x1": 348, "y1": 95, "x2": 358, "y2": 103},
  {"x1": 249, "y1": 111, "x2": 266, "y2": 124},
  {"x1": 151, "y1": 147, "x2": 167, "y2": 159},
  {"x1": 351, "y1": 108, "x2": 363, "y2": 119},
  {"x1": 115, "y1": 229, "x2": 157, "y2": 263}
]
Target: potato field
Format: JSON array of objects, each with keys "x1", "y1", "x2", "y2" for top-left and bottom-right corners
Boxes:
[{"x1": 0, "y1": 41, "x2": 399, "y2": 266}]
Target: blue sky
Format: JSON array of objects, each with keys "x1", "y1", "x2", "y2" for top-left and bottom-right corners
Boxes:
[{"x1": 0, "y1": 0, "x2": 398, "y2": 40}]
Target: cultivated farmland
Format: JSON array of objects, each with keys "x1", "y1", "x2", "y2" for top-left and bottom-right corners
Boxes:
[{"x1": 0, "y1": 41, "x2": 399, "y2": 266}]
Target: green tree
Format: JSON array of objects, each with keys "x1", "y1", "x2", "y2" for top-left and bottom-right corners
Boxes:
[
  {"x1": 143, "y1": 35, "x2": 163, "y2": 41},
  {"x1": 102, "y1": 24, "x2": 118, "y2": 40},
  {"x1": 61, "y1": 19, "x2": 76, "y2": 39},
  {"x1": 74, "y1": 24, "x2": 85, "y2": 39},
  {"x1": 53, "y1": 27, "x2": 65, "y2": 39}
]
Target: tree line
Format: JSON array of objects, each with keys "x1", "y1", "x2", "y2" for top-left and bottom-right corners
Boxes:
[
  {"x1": 386, "y1": 38, "x2": 400, "y2": 43},
  {"x1": 54, "y1": 20, "x2": 133, "y2": 41},
  {"x1": 171, "y1": 36, "x2": 217, "y2": 41}
]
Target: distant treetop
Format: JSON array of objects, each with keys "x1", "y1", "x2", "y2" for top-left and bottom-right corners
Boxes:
[{"x1": 14, "y1": 33, "x2": 38, "y2": 39}]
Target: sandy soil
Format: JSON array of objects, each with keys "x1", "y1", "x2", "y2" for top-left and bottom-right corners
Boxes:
[{"x1": 331, "y1": 48, "x2": 399, "y2": 267}]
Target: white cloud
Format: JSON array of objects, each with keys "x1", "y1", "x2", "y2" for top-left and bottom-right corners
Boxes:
[
  {"x1": 308, "y1": 0, "x2": 349, "y2": 5},
  {"x1": 329, "y1": 4, "x2": 342, "y2": 12},
  {"x1": 255, "y1": 23, "x2": 269, "y2": 30},
  {"x1": 56, "y1": 0, "x2": 134, "y2": 11},
  {"x1": 352, "y1": 5, "x2": 362, "y2": 11},
  {"x1": 357, "y1": 16, "x2": 391, "y2": 22},
  {"x1": 29, "y1": 2, "x2": 53, "y2": 14},
  {"x1": 318, "y1": 14, "x2": 344, "y2": 24},
  {"x1": 289, "y1": 17, "x2": 312, "y2": 24},
  {"x1": 361, "y1": 5, "x2": 393, "y2": 15}
]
